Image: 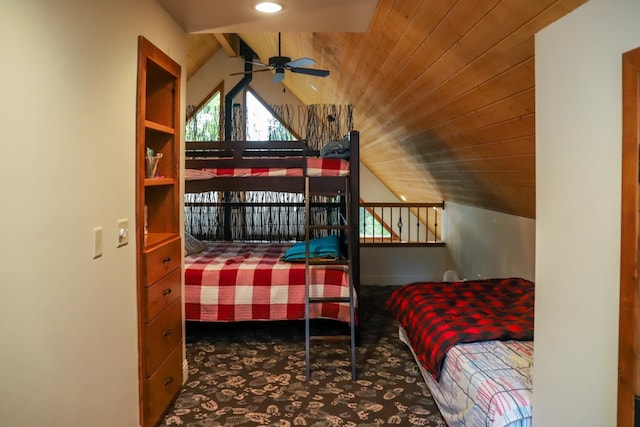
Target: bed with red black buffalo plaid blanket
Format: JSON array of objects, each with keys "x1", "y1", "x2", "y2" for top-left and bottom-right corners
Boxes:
[
  {"x1": 386, "y1": 277, "x2": 534, "y2": 381},
  {"x1": 185, "y1": 242, "x2": 353, "y2": 323}
]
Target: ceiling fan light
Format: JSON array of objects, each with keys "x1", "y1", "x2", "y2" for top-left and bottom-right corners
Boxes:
[
  {"x1": 255, "y1": 2, "x2": 283, "y2": 13},
  {"x1": 273, "y1": 70, "x2": 285, "y2": 83}
]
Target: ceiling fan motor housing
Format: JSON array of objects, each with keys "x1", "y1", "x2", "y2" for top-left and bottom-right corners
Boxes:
[{"x1": 268, "y1": 56, "x2": 291, "y2": 67}]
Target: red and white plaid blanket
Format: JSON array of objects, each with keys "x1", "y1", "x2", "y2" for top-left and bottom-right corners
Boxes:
[
  {"x1": 184, "y1": 157, "x2": 349, "y2": 180},
  {"x1": 185, "y1": 242, "x2": 354, "y2": 323}
]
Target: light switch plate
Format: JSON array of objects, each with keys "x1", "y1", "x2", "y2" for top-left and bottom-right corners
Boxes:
[
  {"x1": 93, "y1": 226, "x2": 103, "y2": 259},
  {"x1": 117, "y1": 218, "x2": 129, "y2": 247}
]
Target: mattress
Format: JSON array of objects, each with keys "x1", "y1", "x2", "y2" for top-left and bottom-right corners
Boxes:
[
  {"x1": 386, "y1": 278, "x2": 534, "y2": 381},
  {"x1": 184, "y1": 242, "x2": 353, "y2": 323},
  {"x1": 400, "y1": 327, "x2": 533, "y2": 427},
  {"x1": 184, "y1": 157, "x2": 350, "y2": 180}
]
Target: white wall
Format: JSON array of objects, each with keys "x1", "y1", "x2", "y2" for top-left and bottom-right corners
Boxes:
[
  {"x1": 535, "y1": 0, "x2": 640, "y2": 424},
  {"x1": 360, "y1": 181, "x2": 537, "y2": 285},
  {"x1": 187, "y1": 48, "x2": 240, "y2": 107},
  {"x1": 443, "y1": 202, "x2": 535, "y2": 281},
  {"x1": 0, "y1": 2, "x2": 186, "y2": 426},
  {"x1": 361, "y1": 186, "x2": 536, "y2": 286},
  {"x1": 361, "y1": 246, "x2": 454, "y2": 285},
  {"x1": 360, "y1": 164, "x2": 455, "y2": 284}
]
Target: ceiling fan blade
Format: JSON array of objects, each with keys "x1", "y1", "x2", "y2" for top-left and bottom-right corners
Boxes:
[
  {"x1": 289, "y1": 67, "x2": 330, "y2": 77},
  {"x1": 286, "y1": 57, "x2": 316, "y2": 68},
  {"x1": 273, "y1": 71, "x2": 285, "y2": 83},
  {"x1": 229, "y1": 68, "x2": 272, "y2": 76},
  {"x1": 246, "y1": 60, "x2": 269, "y2": 67}
]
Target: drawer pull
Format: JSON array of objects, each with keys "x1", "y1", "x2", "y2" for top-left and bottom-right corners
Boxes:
[
  {"x1": 162, "y1": 288, "x2": 172, "y2": 296},
  {"x1": 164, "y1": 376, "x2": 174, "y2": 386},
  {"x1": 163, "y1": 328, "x2": 173, "y2": 337},
  {"x1": 162, "y1": 256, "x2": 172, "y2": 266}
]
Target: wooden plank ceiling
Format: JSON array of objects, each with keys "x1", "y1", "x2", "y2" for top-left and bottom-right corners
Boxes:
[{"x1": 188, "y1": 0, "x2": 587, "y2": 219}]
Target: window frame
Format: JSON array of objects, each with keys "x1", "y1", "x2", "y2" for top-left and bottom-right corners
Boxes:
[
  {"x1": 243, "y1": 87, "x2": 302, "y2": 141},
  {"x1": 186, "y1": 81, "x2": 224, "y2": 141}
]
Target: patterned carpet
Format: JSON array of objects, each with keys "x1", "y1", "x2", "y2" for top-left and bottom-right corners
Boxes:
[{"x1": 161, "y1": 285, "x2": 446, "y2": 427}]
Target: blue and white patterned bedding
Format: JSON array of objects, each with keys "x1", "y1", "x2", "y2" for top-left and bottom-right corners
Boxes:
[{"x1": 399, "y1": 327, "x2": 533, "y2": 427}]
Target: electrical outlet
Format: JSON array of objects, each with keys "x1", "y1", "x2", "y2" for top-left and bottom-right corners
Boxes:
[
  {"x1": 117, "y1": 218, "x2": 129, "y2": 247},
  {"x1": 93, "y1": 226, "x2": 103, "y2": 259}
]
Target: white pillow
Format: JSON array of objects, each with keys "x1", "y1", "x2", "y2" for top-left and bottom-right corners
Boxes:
[
  {"x1": 184, "y1": 232, "x2": 205, "y2": 256},
  {"x1": 442, "y1": 270, "x2": 459, "y2": 282}
]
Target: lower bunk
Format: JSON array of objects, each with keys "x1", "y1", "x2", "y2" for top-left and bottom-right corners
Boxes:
[
  {"x1": 184, "y1": 239, "x2": 355, "y2": 325},
  {"x1": 387, "y1": 277, "x2": 534, "y2": 427}
]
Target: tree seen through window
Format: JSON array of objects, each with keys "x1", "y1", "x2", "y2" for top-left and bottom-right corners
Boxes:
[
  {"x1": 186, "y1": 91, "x2": 221, "y2": 141},
  {"x1": 245, "y1": 90, "x2": 296, "y2": 141}
]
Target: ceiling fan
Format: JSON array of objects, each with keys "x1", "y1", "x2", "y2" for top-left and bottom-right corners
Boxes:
[{"x1": 231, "y1": 33, "x2": 330, "y2": 83}]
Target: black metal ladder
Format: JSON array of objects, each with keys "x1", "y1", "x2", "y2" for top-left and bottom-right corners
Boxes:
[{"x1": 304, "y1": 175, "x2": 357, "y2": 381}]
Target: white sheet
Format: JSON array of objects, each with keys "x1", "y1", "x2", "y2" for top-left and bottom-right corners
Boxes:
[{"x1": 399, "y1": 327, "x2": 533, "y2": 427}]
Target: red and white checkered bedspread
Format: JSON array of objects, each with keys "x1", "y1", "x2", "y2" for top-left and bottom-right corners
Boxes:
[
  {"x1": 184, "y1": 157, "x2": 349, "y2": 180},
  {"x1": 184, "y1": 242, "x2": 353, "y2": 323}
]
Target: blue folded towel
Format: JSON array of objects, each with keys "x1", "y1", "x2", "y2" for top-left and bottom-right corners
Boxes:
[{"x1": 282, "y1": 235, "x2": 342, "y2": 262}]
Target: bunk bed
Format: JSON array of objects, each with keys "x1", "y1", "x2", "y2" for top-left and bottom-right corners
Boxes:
[
  {"x1": 183, "y1": 131, "x2": 360, "y2": 379},
  {"x1": 386, "y1": 277, "x2": 534, "y2": 427}
]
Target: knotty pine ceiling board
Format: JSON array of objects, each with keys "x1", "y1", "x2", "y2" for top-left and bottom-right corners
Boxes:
[
  {"x1": 423, "y1": 136, "x2": 535, "y2": 163},
  {"x1": 186, "y1": 34, "x2": 221, "y2": 80},
  {"x1": 227, "y1": 0, "x2": 587, "y2": 219}
]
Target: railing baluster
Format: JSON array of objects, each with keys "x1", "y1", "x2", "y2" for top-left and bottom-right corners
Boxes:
[
  {"x1": 434, "y1": 207, "x2": 439, "y2": 244},
  {"x1": 416, "y1": 207, "x2": 421, "y2": 243},
  {"x1": 357, "y1": 201, "x2": 444, "y2": 245}
]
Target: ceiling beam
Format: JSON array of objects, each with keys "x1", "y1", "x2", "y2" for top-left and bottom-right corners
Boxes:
[{"x1": 214, "y1": 33, "x2": 239, "y2": 57}]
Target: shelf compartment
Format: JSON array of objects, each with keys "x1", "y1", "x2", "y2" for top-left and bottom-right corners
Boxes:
[
  {"x1": 145, "y1": 59, "x2": 177, "y2": 128},
  {"x1": 145, "y1": 185, "x2": 178, "y2": 237},
  {"x1": 145, "y1": 178, "x2": 174, "y2": 187},
  {"x1": 145, "y1": 127, "x2": 175, "y2": 180},
  {"x1": 145, "y1": 120, "x2": 174, "y2": 134}
]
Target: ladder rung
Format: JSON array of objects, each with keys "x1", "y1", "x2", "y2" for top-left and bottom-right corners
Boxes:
[
  {"x1": 309, "y1": 296, "x2": 351, "y2": 304},
  {"x1": 308, "y1": 259, "x2": 349, "y2": 266},
  {"x1": 309, "y1": 335, "x2": 351, "y2": 343}
]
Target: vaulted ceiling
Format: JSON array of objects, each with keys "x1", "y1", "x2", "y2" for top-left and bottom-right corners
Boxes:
[{"x1": 169, "y1": 0, "x2": 588, "y2": 219}]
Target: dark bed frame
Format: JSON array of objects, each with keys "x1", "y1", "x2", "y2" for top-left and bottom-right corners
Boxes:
[{"x1": 184, "y1": 130, "x2": 361, "y2": 325}]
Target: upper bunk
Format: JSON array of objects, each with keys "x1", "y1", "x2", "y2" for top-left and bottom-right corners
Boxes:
[{"x1": 184, "y1": 130, "x2": 360, "y2": 195}]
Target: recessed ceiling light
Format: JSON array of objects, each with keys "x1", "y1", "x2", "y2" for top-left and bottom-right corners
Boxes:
[{"x1": 255, "y1": 2, "x2": 283, "y2": 13}]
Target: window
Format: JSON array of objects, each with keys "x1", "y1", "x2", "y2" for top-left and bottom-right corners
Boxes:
[
  {"x1": 186, "y1": 85, "x2": 222, "y2": 141},
  {"x1": 240, "y1": 89, "x2": 301, "y2": 240},
  {"x1": 245, "y1": 89, "x2": 296, "y2": 141}
]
